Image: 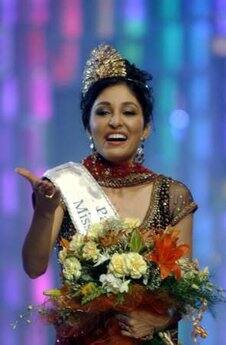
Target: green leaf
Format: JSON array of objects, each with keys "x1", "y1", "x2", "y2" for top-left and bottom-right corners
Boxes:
[{"x1": 129, "y1": 229, "x2": 143, "y2": 253}]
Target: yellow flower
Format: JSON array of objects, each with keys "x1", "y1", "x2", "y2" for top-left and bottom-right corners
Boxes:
[
  {"x1": 109, "y1": 253, "x2": 129, "y2": 277},
  {"x1": 69, "y1": 233, "x2": 85, "y2": 252},
  {"x1": 87, "y1": 223, "x2": 104, "y2": 240},
  {"x1": 125, "y1": 252, "x2": 148, "y2": 279},
  {"x1": 62, "y1": 257, "x2": 81, "y2": 281},
  {"x1": 80, "y1": 282, "x2": 96, "y2": 296},
  {"x1": 124, "y1": 218, "x2": 141, "y2": 230},
  {"x1": 58, "y1": 247, "x2": 67, "y2": 263},
  {"x1": 82, "y1": 241, "x2": 100, "y2": 261}
]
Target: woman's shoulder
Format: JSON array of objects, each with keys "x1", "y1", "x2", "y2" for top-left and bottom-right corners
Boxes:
[
  {"x1": 157, "y1": 174, "x2": 193, "y2": 195},
  {"x1": 155, "y1": 174, "x2": 198, "y2": 225}
]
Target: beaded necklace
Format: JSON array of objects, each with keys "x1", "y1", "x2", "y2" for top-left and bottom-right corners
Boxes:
[{"x1": 82, "y1": 153, "x2": 158, "y2": 188}]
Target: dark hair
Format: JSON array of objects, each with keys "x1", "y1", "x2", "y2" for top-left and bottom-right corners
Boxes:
[{"x1": 80, "y1": 60, "x2": 154, "y2": 131}]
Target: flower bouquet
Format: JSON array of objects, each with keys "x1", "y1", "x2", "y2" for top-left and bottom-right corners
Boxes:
[{"x1": 40, "y1": 218, "x2": 225, "y2": 345}]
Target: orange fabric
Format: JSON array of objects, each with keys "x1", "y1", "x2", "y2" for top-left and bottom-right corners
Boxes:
[{"x1": 53, "y1": 284, "x2": 178, "y2": 344}]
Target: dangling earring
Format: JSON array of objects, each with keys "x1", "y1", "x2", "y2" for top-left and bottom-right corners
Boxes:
[
  {"x1": 134, "y1": 138, "x2": 145, "y2": 164},
  {"x1": 89, "y1": 136, "x2": 96, "y2": 153}
]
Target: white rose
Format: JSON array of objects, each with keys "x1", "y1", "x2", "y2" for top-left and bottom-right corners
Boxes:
[{"x1": 62, "y1": 257, "x2": 81, "y2": 281}]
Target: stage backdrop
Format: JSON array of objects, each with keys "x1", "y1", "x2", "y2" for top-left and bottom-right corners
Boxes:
[{"x1": 1, "y1": 1, "x2": 226, "y2": 344}]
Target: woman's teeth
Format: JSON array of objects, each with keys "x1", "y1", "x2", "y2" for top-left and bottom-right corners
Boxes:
[{"x1": 107, "y1": 134, "x2": 127, "y2": 141}]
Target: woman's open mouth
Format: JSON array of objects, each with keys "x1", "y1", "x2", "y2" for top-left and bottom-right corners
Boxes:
[{"x1": 105, "y1": 133, "x2": 128, "y2": 146}]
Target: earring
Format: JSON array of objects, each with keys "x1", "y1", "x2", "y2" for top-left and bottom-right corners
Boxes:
[
  {"x1": 134, "y1": 138, "x2": 145, "y2": 164},
  {"x1": 89, "y1": 136, "x2": 95, "y2": 152}
]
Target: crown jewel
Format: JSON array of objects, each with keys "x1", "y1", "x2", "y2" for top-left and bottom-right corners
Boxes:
[{"x1": 82, "y1": 44, "x2": 127, "y2": 96}]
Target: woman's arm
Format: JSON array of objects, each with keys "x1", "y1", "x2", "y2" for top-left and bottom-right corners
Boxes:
[
  {"x1": 172, "y1": 213, "x2": 193, "y2": 257},
  {"x1": 22, "y1": 204, "x2": 64, "y2": 278},
  {"x1": 16, "y1": 168, "x2": 64, "y2": 278}
]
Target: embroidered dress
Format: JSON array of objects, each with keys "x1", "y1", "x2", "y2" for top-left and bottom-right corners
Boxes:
[{"x1": 51, "y1": 155, "x2": 197, "y2": 345}]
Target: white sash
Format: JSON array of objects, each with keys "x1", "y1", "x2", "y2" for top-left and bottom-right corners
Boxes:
[{"x1": 44, "y1": 162, "x2": 118, "y2": 234}]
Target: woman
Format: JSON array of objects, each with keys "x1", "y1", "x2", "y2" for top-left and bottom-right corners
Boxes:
[{"x1": 16, "y1": 45, "x2": 197, "y2": 344}]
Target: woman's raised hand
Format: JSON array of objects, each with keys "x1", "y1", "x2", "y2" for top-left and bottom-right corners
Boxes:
[{"x1": 15, "y1": 167, "x2": 61, "y2": 213}]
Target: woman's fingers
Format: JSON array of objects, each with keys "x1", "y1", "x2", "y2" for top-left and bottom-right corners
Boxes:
[{"x1": 15, "y1": 167, "x2": 40, "y2": 186}]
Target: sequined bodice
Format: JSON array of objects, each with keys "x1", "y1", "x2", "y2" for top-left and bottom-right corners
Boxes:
[{"x1": 58, "y1": 175, "x2": 197, "y2": 243}]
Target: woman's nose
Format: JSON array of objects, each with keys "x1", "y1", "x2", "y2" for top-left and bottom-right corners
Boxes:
[{"x1": 108, "y1": 113, "x2": 123, "y2": 128}]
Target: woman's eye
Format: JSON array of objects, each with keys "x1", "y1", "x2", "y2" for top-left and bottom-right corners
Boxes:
[
  {"x1": 123, "y1": 110, "x2": 136, "y2": 115},
  {"x1": 95, "y1": 109, "x2": 110, "y2": 116}
]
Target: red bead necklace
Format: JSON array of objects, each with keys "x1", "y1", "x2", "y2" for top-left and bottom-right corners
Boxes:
[{"x1": 82, "y1": 153, "x2": 157, "y2": 188}]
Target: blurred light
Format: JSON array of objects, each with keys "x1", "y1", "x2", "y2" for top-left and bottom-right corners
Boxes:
[
  {"x1": 2, "y1": 0, "x2": 17, "y2": 26},
  {"x1": 1, "y1": 76, "x2": 18, "y2": 120},
  {"x1": 52, "y1": 42, "x2": 80, "y2": 84},
  {"x1": 192, "y1": 120, "x2": 212, "y2": 159},
  {"x1": 121, "y1": 43, "x2": 144, "y2": 65},
  {"x1": 4, "y1": 266, "x2": 21, "y2": 307},
  {"x1": 29, "y1": 70, "x2": 52, "y2": 120},
  {"x1": 0, "y1": 30, "x2": 14, "y2": 74},
  {"x1": 60, "y1": 0, "x2": 82, "y2": 38},
  {"x1": 2, "y1": 171, "x2": 18, "y2": 215},
  {"x1": 125, "y1": 0, "x2": 145, "y2": 20},
  {"x1": 169, "y1": 109, "x2": 190, "y2": 129},
  {"x1": 96, "y1": 0, "x2": 114, "y2": 37},
  {"x1": 161, "y1": 24, "x2": 183, "y2": 71},
  {"x1": 31, "y1": 267, "x2": 53, "y2": 304},
  {"x1": 26, "y1": 31, "x2": 47, "y2": 67},
  {"x1": 160, "y1": 0, "x2": 180, "y2": 20},
  {"x1": 124, "y1": 0, "x2": 146, "y2": 38},
  {"x1": 190, "y1": 21, "x2": 210, "y2": 69},
  {"x1": 29, "y1": 0, "x2": 49, "y2": 26},
  {"x1": 212, "y1": 37, "x2": 226, "y2": 56},
  {"x1": 190, "y1": 75, "x2": 209, "y2": 112},
  {"x1": 191, "y1": 0, "x2": 211, "y2": 16}
]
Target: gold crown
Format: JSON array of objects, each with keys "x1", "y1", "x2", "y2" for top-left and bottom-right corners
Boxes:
[{"x1": 82, "y1": 44, "x2": 127, "y2": 96}]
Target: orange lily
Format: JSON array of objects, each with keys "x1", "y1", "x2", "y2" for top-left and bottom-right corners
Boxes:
[{"x1": 148, "y1": 229, "x2": 189, "y2": 279}]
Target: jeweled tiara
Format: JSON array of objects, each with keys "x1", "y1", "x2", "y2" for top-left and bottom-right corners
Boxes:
[{"x1": 81, "y1": 44, "x2": 127, "y2": 96}]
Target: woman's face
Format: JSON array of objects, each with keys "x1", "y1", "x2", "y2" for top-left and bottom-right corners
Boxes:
[{"x1": 89, "y1": 83, "x2": 149, "y2": 164}]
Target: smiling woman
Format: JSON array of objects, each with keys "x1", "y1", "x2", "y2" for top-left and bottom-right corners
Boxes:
[
  {"x1": 89, "y1": 84, "x2": 149, "y2": 164},
  {"x1": 16, "y1": 45, "x2": 198, "y2": 345}
]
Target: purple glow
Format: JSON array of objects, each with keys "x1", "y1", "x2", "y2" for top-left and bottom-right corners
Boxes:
[
  {"x1": 0, "y1": 31, "x2": 13, "y2": 73},
  {"x1": 2, "y1": 77, "x2": 18, "y2": 120},
  {"x1": 31, "y1": 266, "x2": 53, "y2": 304},
  {"x1": 216, "y1": 0, "x2": 226, "y2": 11},
  {"x1": 53, "y1": 43, "x2": 79, "y2": 84},
  {"x1": 2, "y1": 0, "x2": 17, "y2": 26},
  {"x1": 216, "y1": 0, "x2": 226, "y2": 34},
  {"x1": 29, "y1": 0, "x2": 49, "y2": 26},
  {"x1": 4, "y1": 266, "x2": 21, "y2": 307},
  {"x1": 61, "y1": 0, "x2": 82, "y2": 38},
  {"x1": 2, "y1": 171, "x2": 18, "y2": 215},
  {"x1": 26, "y1": 31, "x2": 47, "y2": 67},
  {"x1": 124, "y1": 0, "x2": 144, "y2": 20},
  {"x1": 0, "y1": 129, "x2": 13, "y2": 165},
  {"x1": 96, "y1": 0, "x2": 114, "y2": 37},
  {"x1": 27, "y1": 322, "x2": 48, "y2": 345},
  {"x1": 29, "y1": 71, "x2": 52, "y2": 120},
  {"x1": 23, "y1": 129, "x2": 42, "y2": 165}
]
